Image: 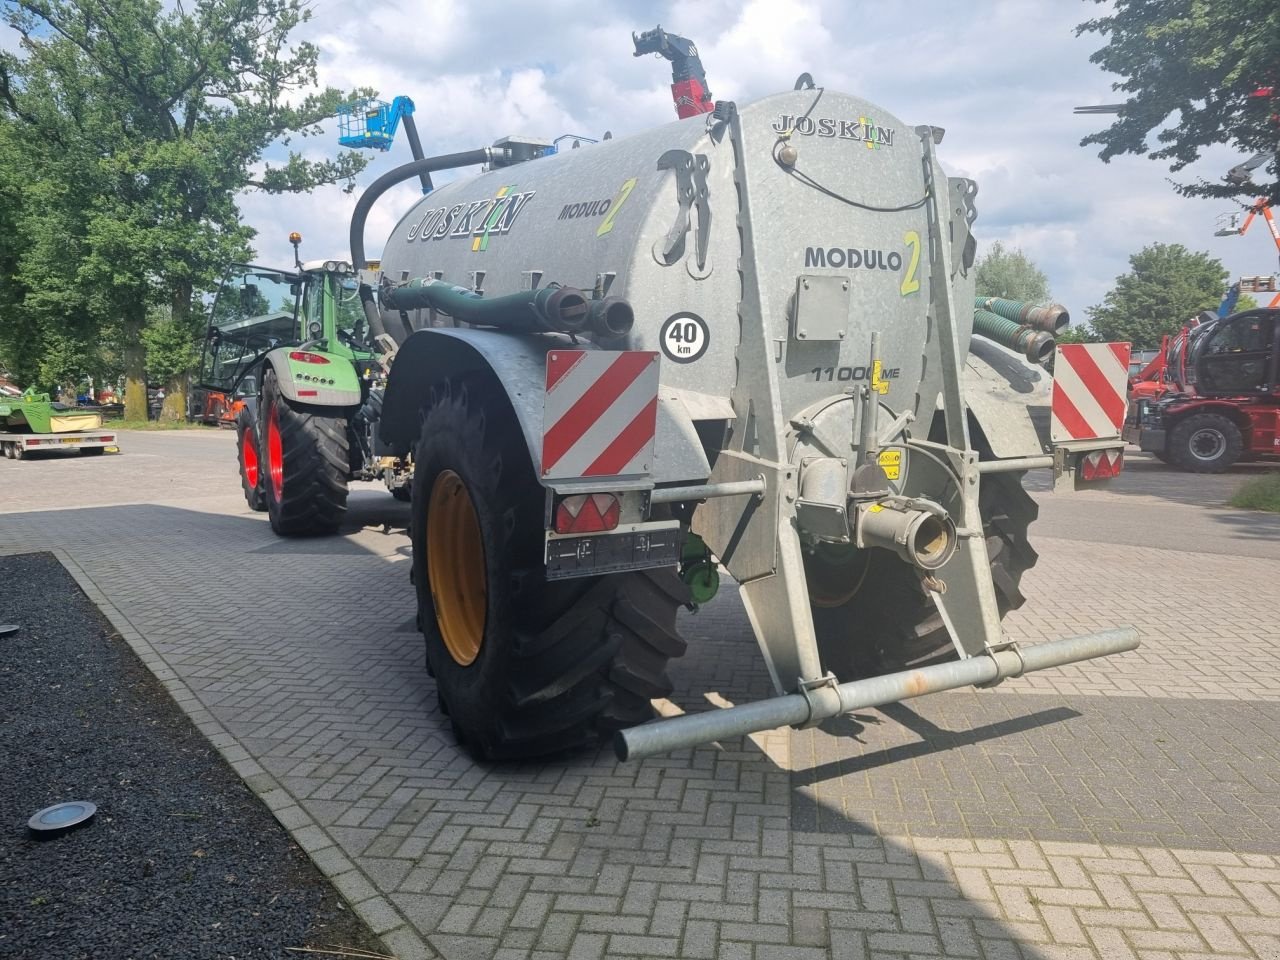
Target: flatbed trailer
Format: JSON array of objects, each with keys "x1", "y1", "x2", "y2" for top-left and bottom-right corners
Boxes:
[{"x1": 0, "y1": 429, "x2": 119, "y2": 460}]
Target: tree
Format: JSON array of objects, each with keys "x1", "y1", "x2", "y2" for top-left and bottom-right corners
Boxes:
[
  {"x1": 1055, "y1": 326, "x2": 1100, "y2": 345},
  {"x1": 0, "y1": 0, "x2": 371, "y2": 420},
  {"x1": 975, "y1": 242, "x2": 1053, "y2": 303},
  {"x1": 1077, "y1": 0, "x2": 1280, "y2": 206},
  {"x1": 1087, "y1": 243, "x2": 1228, "y2": 348}
]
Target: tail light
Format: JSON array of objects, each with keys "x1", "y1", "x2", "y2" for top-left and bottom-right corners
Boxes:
[
  {"x1": 554, "y1": 493, "x2": 621, "y2": 534},
  {"x1": 289, "y1": 351, "x2": 330, "y2": 364},
  {"x1": 1080, "y1": 449, "x2": 1123, "y2": 481}
]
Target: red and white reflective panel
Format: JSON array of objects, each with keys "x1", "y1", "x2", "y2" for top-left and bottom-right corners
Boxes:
[
  {"x1": 1079, "y1": 448, "x2": 1124, "y2": 481},
  {"x1": 1052, "y1": 342, "x2": 1131, "y2": 442},
  {"x1": 554, "y1": 493, "x2": 621, "y2": 534},
  {"x1": 542, "y1": 350, "x2": 659, "y2": 479}
]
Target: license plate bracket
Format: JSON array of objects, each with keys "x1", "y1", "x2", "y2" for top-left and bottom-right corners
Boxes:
[{"x1": 545, "y1": 522, "x2": 681, "y2": 581}]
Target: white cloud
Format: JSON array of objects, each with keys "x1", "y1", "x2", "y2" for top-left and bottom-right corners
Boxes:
[{"x1": 234, "y1": 0, "x2": 1272, "y2": 323}]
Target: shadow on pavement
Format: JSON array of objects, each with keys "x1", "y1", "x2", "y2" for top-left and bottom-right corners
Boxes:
[{"x1": 1, "y1": 500, "x2": 1093, "y2": 960}]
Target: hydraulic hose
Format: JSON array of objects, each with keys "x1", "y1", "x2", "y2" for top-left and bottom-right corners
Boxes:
[
  {"x1": 380, "y1": 278, "x2": 591, "y2": 335},
  {"x1": 349, "y1": 147, "x2": 505, "y2": 270},
  {"x1": 973, "y1": 309, "x2": 1056, "y2": 364},
  {"x1": 974, "y1": 297, "x2": 1070, "y2": 333}
]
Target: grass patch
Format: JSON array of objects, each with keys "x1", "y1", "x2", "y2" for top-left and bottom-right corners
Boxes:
[
  {"x1": 1229, "y1": 472, "x2": 1280, "y2": 512},
  {"x1": 103, "y1": 418, "x2": 214, "y2": 431}
]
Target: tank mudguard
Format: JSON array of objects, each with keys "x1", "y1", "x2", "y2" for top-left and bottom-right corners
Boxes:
[
  {"x1": 263, "y1": 347, "x2": 363, "y2": 407},
  {"x1": 962, "y1": 338, "x2": 1052, "y2": 458},
  {"x1": 380, "y1": 328, "x2": 711, "y2": 485}
]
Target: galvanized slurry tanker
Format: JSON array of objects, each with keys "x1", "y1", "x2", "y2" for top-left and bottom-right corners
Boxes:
[{"x1": 354, "y1": 58, "x2": 1139, "y2": 760}]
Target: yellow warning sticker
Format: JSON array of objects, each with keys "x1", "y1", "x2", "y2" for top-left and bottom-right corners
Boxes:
[
  {"x1": 868, "y1": 503, "x2": 884, "y2": 513},
  {"x1": 870, "y1": 360, "x2": 890, "y2": 395},
  {"x1": 878, "y1": 449, "x2": 902, "y2": 481}
]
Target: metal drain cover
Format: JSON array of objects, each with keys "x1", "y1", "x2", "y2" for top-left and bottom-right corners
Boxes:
[{"x1": 28, "y1": 801, "x2": 97, "y2": 838}]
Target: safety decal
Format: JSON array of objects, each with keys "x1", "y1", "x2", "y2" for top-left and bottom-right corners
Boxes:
[
  {"x1": 541, "y1": 350, "x2": 660, "y2": 479},
  {"x1": 877, "y1": 448, "x2": 902, "y2": 481},
  {"x1": 1051, "y1": 343, "x2": 1130, "y2": 442}
]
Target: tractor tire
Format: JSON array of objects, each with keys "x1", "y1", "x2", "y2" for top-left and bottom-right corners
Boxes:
[
  {"x1": 235, "y1": 407, "x2": 266, "y2": 512},
  {"x1": 261, "y1": 368, "x2": 350, "y2": 536},
  {"x1": 808, "y1": 469, "x2": 1039, "y2": 680},
  {"x1": 1168, "y1": 413, "x2": 1242, "y2": 473},
  {"x1": 1151, "y1": 449, "x2": 1172, "y2": 465},
  {"x1": 412, "y1": 374, "x2": 689, "y2": 761}
]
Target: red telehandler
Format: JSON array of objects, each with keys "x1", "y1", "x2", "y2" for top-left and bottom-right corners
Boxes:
[{"x1": 1124, "y1": 306, "x2": 1280, "y2": 471}]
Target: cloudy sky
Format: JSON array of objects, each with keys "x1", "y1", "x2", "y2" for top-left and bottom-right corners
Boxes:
[
  {"x1": 3, "y1": 1, "x2": 1271, "y2": 322},
  {"x1": 235, "y1": 0, "x2": 1271, "y2": 326}
]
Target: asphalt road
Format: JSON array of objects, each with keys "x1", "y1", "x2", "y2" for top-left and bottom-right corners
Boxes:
[
  {"x1": 4, "y1": 427, "x2": 1279, "y2": 960},
  {"x1": 1027, "y1": 451, "x2": 1280, "y2": 559}
]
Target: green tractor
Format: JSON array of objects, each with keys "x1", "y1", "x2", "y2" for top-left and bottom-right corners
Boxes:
[{"x1": 195, "y1": 238, "x2": 411, "y2": 535}]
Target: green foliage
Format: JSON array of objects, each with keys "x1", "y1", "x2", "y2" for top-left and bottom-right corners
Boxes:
[
  {"x1": 1235, "y1": 292, "x2": 1260, "y2": 312},
  {"x1": 1077, "y1": 0, "x2": 1280, "y2": 206},
  {"x1": 1055, "y1": 325, "x2": 1100, "y2": 344},
  {"x1": 1087, "y1": 243, "x2": 1228, "y2": 348},
  {"x1": 0, "y1": 0, "x2": 372, "y2": 400},
  {"x1": 1229, "y1": 473, "x2": 1280, "y2": 512},
  {"x1": 975, "y1": 242, "x2": 1052, "y2": 303},
  {"x1": 142, "y1": 308, "x2": 201, "y2": 386}
]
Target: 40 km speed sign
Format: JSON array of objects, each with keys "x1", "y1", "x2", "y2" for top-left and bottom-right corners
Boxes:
[{"x1": 659, "y1": 312, "x2": 710, "y2": 364}]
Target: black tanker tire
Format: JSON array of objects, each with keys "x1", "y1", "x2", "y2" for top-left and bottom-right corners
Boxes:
[
  {"x1": 261, "y1": 369, "x2": 350, "y2": 536},
  {"x1": 391, "y1": 486, "x2": 411, "y2": 502},
  {"x1": 235, "y1": 407, "x2": 266, "y2": 512},
  {"x1": 1151, "y1": 449, "x2": 1172, "y2": 464},
  {"x1": 808, "y1": 469, "x2": 1039, "y2": 680},
  {"x1": 81, "y1": 446, "x2": 105, "y2": 456},
  {"x1": 1168, "y1": 413, "x2": 1242, "y2": 474},
  {"x1": 412, "y1": 374, "x2": 690, "y2": 761}
]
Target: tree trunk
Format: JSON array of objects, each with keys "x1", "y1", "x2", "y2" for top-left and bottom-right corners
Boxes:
[
  {"x1": 160, "y1": 376, "x2": 187, "y2": 422},
  {"x1": 159, "y1": 281, "x2": 194, "y2": 422},
  {"x1": 122, "y1": 311, "x2": 147, "y2": 422}
]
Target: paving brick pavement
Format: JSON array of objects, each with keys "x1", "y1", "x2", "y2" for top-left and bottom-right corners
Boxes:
[{"x1": 2, "y1": 433, "x2": 1279, "y2": 959}]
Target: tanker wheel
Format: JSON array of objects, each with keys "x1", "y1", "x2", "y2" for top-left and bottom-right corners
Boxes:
[
  {"x1": 235, "y1": 407, "x2": 266, "y2": 512},
  {"x1": 808, "y1": 469, "x2": 1039, "y2": 679},
  {"x1": 1168, "y1": 413, "x2": 1242, "y2": 473},
  {"x1": 412, "y1": 373, "x2": 690, "y2": 761},
  {"x1": 261, "y1": 368, "x2": 350, "y2": 536}
]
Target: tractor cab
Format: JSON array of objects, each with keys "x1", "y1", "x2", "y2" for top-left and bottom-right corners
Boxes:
[
  {"x1": 197, "y1": 264, "x2": 302, "y2": 402},
  {"x1": 1187, "y1": 308, "x2": 1279, "y2": 397},
  {"x1": 195, "y1": 255, "x2": 379, "y2": 411}
]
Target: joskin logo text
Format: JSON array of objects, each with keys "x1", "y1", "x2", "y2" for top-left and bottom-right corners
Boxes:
[
  {"x1": 772, "y1": 114, "x2": 894, "y2": 149},
  {"x1": 405, "y1": 185, "x2": 536, "y2": 252}
]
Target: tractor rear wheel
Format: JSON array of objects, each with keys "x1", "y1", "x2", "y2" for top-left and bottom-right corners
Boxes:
[
  {"x1": 261, "y1": 369, "x2": 350, "y2": 536},
  {"x1": 808, "y1": 469, "x2": 1038, "y2": 679},
  {"x1": 412, "y1": 374, "x2": 689, "y2": 761},
  {"x1": 1168, "y1": 413, "x2": 1242, "y2": 473},
  {"x1": 236, "y1": 407, "x2": 266, "y2": 512}
]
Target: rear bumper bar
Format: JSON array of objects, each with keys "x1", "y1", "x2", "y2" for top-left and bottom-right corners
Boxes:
[{"x1": 615, "y1": 627, "x2": 1140, "y2": 761}]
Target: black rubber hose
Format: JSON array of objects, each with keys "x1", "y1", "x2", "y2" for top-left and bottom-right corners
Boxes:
[
  {"x1": 380, "y1": 279, "x2": 590, "y2": 335},
  {"x1": 349, "y1": 147, "x2": 502, "y2": 270}
]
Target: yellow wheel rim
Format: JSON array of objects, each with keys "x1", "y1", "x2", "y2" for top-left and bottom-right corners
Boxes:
[{"x1": 427, "y1": 470, "x2": 487, "y2": 666}]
